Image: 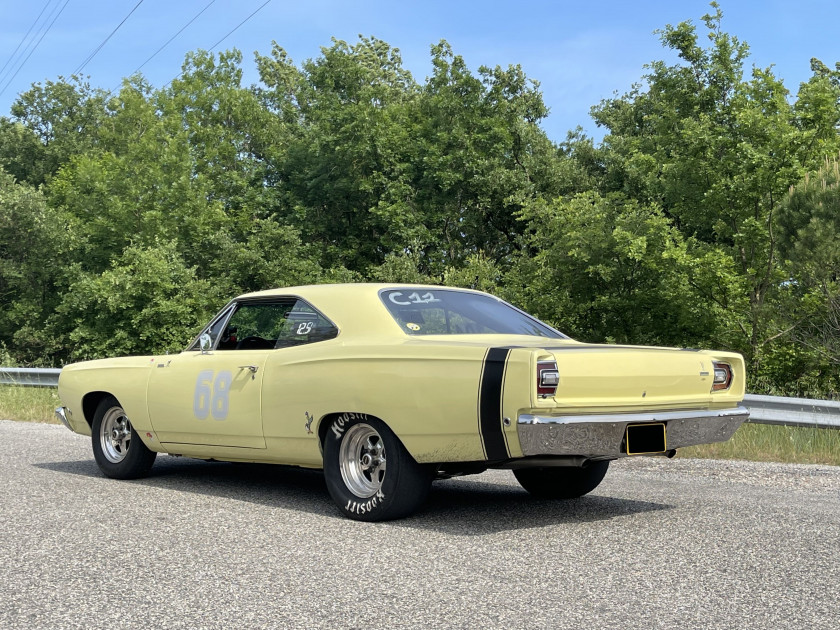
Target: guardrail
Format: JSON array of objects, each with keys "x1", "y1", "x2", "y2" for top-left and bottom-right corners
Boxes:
[
  {"x1": 2, "y1": 367, "x2": 839, "y2": 430},
  {"x1": 0, "y1": 367, "x2": 61, "y2": 388},
  {"x1": 743, "y1": 393, "x2": 840, "y2": 430}
]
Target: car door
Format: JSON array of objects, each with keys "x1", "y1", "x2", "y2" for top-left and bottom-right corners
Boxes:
[{"x1": 146, "y1": 299, "x2": 299, "y2": 448}]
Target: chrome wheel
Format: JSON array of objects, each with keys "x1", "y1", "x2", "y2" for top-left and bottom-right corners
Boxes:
[
  {"x1": 339, "y1": 423, "x2": 386, "y2": 498},
  {"x1": 324, "y1": 416, "x2": 432, "y2": 521},
  {"x1": 99, "y1": 406, "x2": 133, "y2": 464}
]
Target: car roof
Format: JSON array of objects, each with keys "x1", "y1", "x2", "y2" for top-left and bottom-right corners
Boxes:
[{"x1": 236, "y1": 283, "x2": 487, "y2": 339}]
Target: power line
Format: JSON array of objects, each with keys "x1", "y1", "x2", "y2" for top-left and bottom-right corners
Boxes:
[
  {"x1": 0, "y1": 0, "x2": 71, "y2": 99},
  {"x1": 207, "y1": 0, "x2": 273, "y2": 52},
  {"x1": 73, "y1": 0, "x2": 145, "y2": 76},
  {"x1": 0, "y1": 0, "x2": 55, "y2": 82},
  {"x1": 132, "y1": 0, "x2": 217, "y2": 76},
  {"x1": 160, "y1": 0, "x2": 274, "y2": 91}
]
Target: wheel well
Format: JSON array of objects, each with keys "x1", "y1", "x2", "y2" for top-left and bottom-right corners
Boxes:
[
  {"x1": 81, "y1": 392, "x2": 113, "y2": 428},
  {"x1": 316, "y1": 412, "x2": 428, "y2": 471},
  {"x1": 317, "y1": 412, "x2": 388, "y2": 455}
]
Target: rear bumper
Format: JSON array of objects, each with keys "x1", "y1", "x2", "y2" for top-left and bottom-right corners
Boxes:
[{"x1": 517, "y1": 406, "x2": 749, "y2": 458}]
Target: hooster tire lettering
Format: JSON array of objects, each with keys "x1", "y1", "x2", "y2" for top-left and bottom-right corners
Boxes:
[
  {"x1": 331, "y1": 412, "x2": 369, "y2": 439},
  {"x1": 344, "y1": 490, "x2": 386, "y2": 514}
]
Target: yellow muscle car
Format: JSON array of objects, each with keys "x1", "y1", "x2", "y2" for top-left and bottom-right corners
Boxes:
[{"x1": 56, "y1": 283, "x2": 748, "y2": 521}]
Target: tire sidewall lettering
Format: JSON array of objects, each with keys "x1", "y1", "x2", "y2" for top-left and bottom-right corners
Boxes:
[
  {"x1": 330, "y1": 412, "x2": 369, "y2": 439},
  {"x1": 343, "y1": 489, "x2": 386, "y2": 515}
]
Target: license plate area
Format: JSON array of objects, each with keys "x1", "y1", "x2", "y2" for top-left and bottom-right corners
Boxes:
[{"x1": 625, "y1": 422, "x2": 666, "y2": 455}]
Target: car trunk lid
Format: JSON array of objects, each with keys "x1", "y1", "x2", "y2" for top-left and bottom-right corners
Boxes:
[{"x1": 543, "y1": 345, "x2": 715, "y2": 410}]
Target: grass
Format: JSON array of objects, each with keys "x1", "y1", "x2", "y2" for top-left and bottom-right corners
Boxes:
[
  {"x1": 2, "y1": 385, "x2": 839, "y2": 466},
  {"x1": 679, "y1": 422, "x2": 840, "y2": 466},
  {"x1": 0, "y1": 386, "x2": 61, "y2": 423}
]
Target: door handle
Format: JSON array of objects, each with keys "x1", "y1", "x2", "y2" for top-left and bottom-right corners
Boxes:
[{"x1": 239, "y1": 365, "x2": 259, "y2": 379}]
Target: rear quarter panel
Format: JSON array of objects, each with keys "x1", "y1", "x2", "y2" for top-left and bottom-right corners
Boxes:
[{"x1": 260, "y1": 339, "x2": 533, "y2": 465}]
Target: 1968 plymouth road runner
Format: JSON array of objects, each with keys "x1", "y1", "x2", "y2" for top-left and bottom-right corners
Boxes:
[{"x1": 56, "y1": 283, "x2": 748, "y2": 521}]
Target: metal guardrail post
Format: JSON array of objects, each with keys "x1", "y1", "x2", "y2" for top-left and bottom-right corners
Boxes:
[{"x1": 0, "y1": 367, "x2": 62, "y2": 388}]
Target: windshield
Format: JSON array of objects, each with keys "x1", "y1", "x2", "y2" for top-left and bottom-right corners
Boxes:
[{"x1": 380, "y1": 289, "x2": 565, "y2": 338}]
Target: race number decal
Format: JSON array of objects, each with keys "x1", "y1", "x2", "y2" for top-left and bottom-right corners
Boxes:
[
  {"x1": 193, "y1": 370, "x2": 233, "y2": 420},
  {"x1": 296, "y1": 321, "x2": 314, "y2": 335},
  {"x1": 387, "y1": 291, "x2": 441, "y2": 306}
]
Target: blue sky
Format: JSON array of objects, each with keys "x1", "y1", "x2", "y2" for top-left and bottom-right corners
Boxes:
[{"x1": 1, "y1": 0, "x2": 839, "y2": 143}]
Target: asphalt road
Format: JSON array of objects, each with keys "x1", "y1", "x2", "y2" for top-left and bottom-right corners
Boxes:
[{"x1": 1, "y1": 419, "x2": 839, "y2": 630}]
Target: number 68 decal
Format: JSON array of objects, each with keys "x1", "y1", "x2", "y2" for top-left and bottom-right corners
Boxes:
[{"x1": 194, "y1": 370, "x2": 233, "y2": 420}]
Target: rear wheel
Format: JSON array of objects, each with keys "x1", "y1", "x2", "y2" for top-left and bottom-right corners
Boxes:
[
  {"x1": 513, "y1": 461, "x2": 609, "y2": 499},
  {"x1": 91, "y1": 396, "x2": 156, "y2": 479},
  {"x1": 323, "y1": 415, "x2": 431, "y2": 521}
]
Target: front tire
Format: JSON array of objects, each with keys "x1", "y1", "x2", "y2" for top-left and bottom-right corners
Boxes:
[
  {"x1": 91, "y1": 396, "x2": 156, "y2": 479},
  {"x1": 513, "y1": 461, "x2": 609, "y2": 499},
  {"x1": 323, "y1": 415, "x2": 431, "y2": 521}
]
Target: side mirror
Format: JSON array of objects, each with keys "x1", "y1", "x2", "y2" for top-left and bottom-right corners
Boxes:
[{"x1": 199, "y1": 333, "x2": 213, "y2": 354}]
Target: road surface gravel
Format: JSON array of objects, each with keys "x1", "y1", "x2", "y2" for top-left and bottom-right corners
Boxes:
[{"x1": 1, "y1": 419, "x2": 838, "y2": 629}]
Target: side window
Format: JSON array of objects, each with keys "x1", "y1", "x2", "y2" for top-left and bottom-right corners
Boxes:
[
  {"x1": 274, "y1": 300, "x2": 338, "y2": 347},
  {"x1": 213, "y1": 299, "x2": 337, "y2": 351},
  {"x1": 217, "y1": 301, "x2": 295, "y2": 350}
]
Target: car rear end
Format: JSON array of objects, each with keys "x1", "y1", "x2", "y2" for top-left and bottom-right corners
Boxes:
[{"x1": 503, "y1": 343, "x2": 748, "y2": 463}]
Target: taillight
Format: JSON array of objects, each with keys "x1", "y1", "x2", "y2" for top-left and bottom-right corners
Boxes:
[
  {"x1": 712, "y1": 361, "x2": 733, "y2": 391},
  {"x1": 537, "y1": 360, "x2": 559, "y2": 397}
]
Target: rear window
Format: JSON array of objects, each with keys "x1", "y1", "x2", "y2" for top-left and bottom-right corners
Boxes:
[{"x1": 380, "y1": 289, "x2": 565, "y2": 338}]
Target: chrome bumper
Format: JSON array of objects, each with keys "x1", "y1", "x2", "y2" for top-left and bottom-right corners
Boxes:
[
  {"x1": 54, "y1": 406, "x2": 73, "y2": 431},
  {"x1": 517, "y1": 406, "x2": 749, "y2": 458}
]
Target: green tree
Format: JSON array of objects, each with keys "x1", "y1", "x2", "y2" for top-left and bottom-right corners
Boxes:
[
  {"x1": 0, "y1": 77, "x2": 107, "y2": 186},
  {"x1": 257, "y1": 37, "x2": 424, "y2": 272},
  {"x1": 0, "y1": 170, "x2": 70, "y2": 364},
  {"x1": 49, "y1": 241, "x2": 223, "y2": 361},
  {"x1": 776, "y1": 156, "x2": 840, "y2": 386},
  {"x1": 414, "y1": 41, "x2": 562, "y2": 271},
  {"x1": 47, "y1": 78, "x2": 228, "y2": 275},
  {"x1": 589, "y1": 2, "x2": 840, "y2": 370},
  {"x1": 506, "y1": 192, "x2": 710, "y2": 344},
  {"x1": 162, "y1": 50, "x2": 284, "y2": 223},
  {"x1": 256, "y1": 37, "x2": 567, "y2": 277}
]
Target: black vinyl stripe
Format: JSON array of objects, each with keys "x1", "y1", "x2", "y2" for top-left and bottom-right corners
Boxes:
[
  {"x1": 478, "y1": 347, "x2": 511, "y2": 461},
  {"x1": 499, "y1": 358, "x2": 511, "y2": 455}
]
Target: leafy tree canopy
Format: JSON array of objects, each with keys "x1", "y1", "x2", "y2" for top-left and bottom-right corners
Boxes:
[{"x1": 1, "y1": 5, "x2": 839, "y2": 397}]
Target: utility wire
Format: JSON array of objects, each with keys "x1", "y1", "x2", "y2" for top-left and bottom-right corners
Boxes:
[
  {"x1": 132, "y1": 0, "x2": 217, "y2": 76},
  {"x1": 160, "y1": 0, "x2": 273, "y2": 91},
  {"x1": 206, "y1": 0, "x2": 272, "y2": 52},
  {"x1": 73, "y1": 0, "x2": 145, "y2": 76},
  {"x1": 0, "y1": 0, "x2": 55, "y2": 82},
  {"x1": 0, "y1": 0, "x2": 71, "y2": 99}
]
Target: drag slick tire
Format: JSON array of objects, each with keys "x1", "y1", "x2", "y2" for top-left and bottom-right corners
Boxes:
[
  {"x1": 513, "y1": 460, "x2": 610, "y2": 499},
  {"x1": 323, "y1": 414, "x2": 432, "y2": 521},
  {"x1": 91, "y1": 395, "x2": 157, "y2": 479}
]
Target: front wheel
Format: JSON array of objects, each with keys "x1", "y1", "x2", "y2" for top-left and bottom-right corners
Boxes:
[
  {"x1": 513, "y1": 461, "x2": 610, "y2": 499},
  {"x1": 91, "y1": 396, "x2": 156, "y2": 479},
  {"x1": 323, "y1": 415, "x2": 431, "y2": 521}
]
